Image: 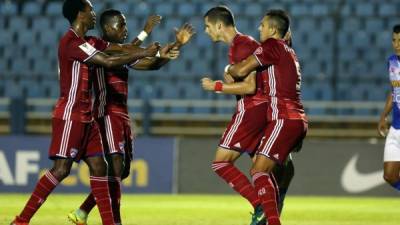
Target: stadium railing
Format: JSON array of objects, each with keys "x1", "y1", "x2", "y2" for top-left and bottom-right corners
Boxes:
[{"x1": 22, "y1": 98, "x2": 384, "y2": 138}]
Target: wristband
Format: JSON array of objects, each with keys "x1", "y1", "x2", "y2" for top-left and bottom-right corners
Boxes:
[
  {"x1": 224, "y1": 64, "x2": 231, "y2": 73},
  {"x1": 155, "y1": 50, "x2": 161, "y2": 58},
  {"x1": 137, "y1": 31, "x2": 148, "y2": 41},
  {"x1": 214, "y1": 81, "x2": 223, "y2": 92}
]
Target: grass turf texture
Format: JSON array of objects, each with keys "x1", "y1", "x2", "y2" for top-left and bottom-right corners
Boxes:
[{"x1": 1, "y1": 194, "x2": 399, "y2": 225}]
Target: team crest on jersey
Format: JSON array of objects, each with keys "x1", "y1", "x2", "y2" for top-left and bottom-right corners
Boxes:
[
  {"x1": 254, "y1": 47, "x2": 263, "y2": 55},
  {"x1": 70, "y1": 148, "x2": 78, "y2": 158},
  {"x1": 119, "y1": 141, "x2": 125, "y2": 153}
]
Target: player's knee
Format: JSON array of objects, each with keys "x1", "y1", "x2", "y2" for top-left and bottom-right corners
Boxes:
[
  {"x1": 383, "y1": 172, "x2": 399, "y2": 185},
  {"x1": 89, "y1": 161, "x2": 107, "y2": 177},
  {"x1": 50, "y1": 166, "x2": 70, "y2": 180}
]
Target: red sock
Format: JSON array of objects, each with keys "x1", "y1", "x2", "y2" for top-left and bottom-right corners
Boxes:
[
  {"x1": 108, "y1": 176, "x2": 122, "y2": 223},
  {"x1": 252, "y1": 172, "x2": 280, "y2": 225},
  {"x1": 90, "y1": 176, "x2": 115, "y2": 225},
  {"x1": 212, "y1": 161, "x2": 260, "y2": 208},
  {"x1": 79, "y1": 193, "x2": 96, "y2": 213},
  {"x1": 17, "y1": 171, "x2": 59, "y2": 222}
]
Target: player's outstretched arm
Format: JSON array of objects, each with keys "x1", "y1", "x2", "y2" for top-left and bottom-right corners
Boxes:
[
  {"x1": 227, "y1": 56, "x2": 260, "y2": 79},
  {"x1": 132, "y1": 43, "x2": 180, "y2": 70},
  {"x1": 131, "y1": 15, "x2": 162, "y2": 46},
  {"x1": 87, "y1": 43, "x2": 159, "y2": 68},
  {"x1": 201, "y1": 72, "x2": 256, "y2": 95},
  {"x1": 378, "y1": 93, "x2": 393, "y2": 137}
]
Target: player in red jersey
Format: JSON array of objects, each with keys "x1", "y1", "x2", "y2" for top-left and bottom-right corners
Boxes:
[
  {"x1": 201, "y1": 6, "x2": 296, "y2": 225},
  {"x1": 67, "y1": 9, "x2": 195, "y2": 225},
  {"x1": 227, "y1": 10, "x2": 308, "y2": 225},
  {"x1": 10, "y1": 0, "x2": 163, "y2": 225}
]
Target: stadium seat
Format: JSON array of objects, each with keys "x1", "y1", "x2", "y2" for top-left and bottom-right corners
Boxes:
[
  {"x1": 133, "y1": 2, "x2": 150, "y2": 17},
  {"x1": 378, "y1": 3, "x2": 396, "y2": 17},
  {"x1": 10, "y1": 58, "x2": 30, "y2": 76},
  {"x1": 16, "y1": 30, "x2": 35, "y2": 47},
  {"x1": 355, "y1": 3, "x2": 374, "y2": 17},
  {"x1": 45, "y1": 2, "x2": 63, "y2": 17},
  {"x1": 0, "y1": 32, "x2": 13, "y2": 46},
  {"x1": 244, "y1": 3, "x2": 263, "y2": 17},
  {"x1": 178, "y1": 3, "x2": 196, "y2": 17},
  {"x1": 53, "y1": 18, "x2": 70, "y2": 34},
  {"x1": 22, "y1": 1, "x2": 42, "y2": 16},
  {"x1": 32, "y1": 17, "x2": 51, "y2": 32},
  {"x1": 4, "y1": 79, "x2": 21, "y2": 98},
  {"x1": 8, "y1": 17, "x2": 28, "y2": 33},
  {"x1": 290, "y1": 3, "x2": 310, "y2": 17},
  {"x1": 311, "y1": 3, "x2": 329, "y2": 16},
  {"x1": 41, "y1": 80, "x2": 59, "y2": 98},
  {"x1": 155, "y1": 2, "x2": 174, "y2": 16},
  {"x1": 0, "y1": 1, "x2": 17, "y2": 16}
]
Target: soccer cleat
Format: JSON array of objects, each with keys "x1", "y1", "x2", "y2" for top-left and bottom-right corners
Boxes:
[
  {"x1": 67, "y1": 209, "x2": 88, "y2": 225},
  {"x1": 256, "y1": 216, "x2": 268, "y2": 225},
  {"x1": 250, "y1": 205, "x2": 264, "y2": 225}
]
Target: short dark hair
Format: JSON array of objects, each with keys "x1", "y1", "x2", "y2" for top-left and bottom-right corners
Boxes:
[
  {"x1": 100, "y1": 9, "x2": 122, "y2": 29},
  {"x1": 265, "y1": 9, "x2": 290, "y2": 38},
  {"x1": 62, "y1": 0, "x2": 86, "y2": 25},
  {"x1": 393, "y1": 24, "x2": 400, "y2": 33},
  {"x1": 204, "y1": 5, "x2": 235, "y2": 26}
]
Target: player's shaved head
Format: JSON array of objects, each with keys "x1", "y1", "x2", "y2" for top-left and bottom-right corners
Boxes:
[
  {"x1": 62, "y1": 0, "x2": 86, "y2": 25},
  {"x1": 204, "y1": 6, "x2": 235, "y2": 26},
  {"x1": 100, "y1": 9, "x2": 123, "y2": 30},
  {"x1": 393, "y1": 24, "x2": 400, "y2": 34},
  {"x1": 265, "y1": 9, "x2": 290, "y2": 38}
]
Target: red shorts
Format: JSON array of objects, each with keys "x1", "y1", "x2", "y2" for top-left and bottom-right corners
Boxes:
[
  {"x1": 219, "y1": 103, "x2": 268, "y2": 154},
  {"x1": 97, "y1": 114, "x2": 134, "y2": 160},
  {"x1": 48, "y1": 118, "x2": 104, "y2": 161},
  {"x1": 257, "y1": 119, "x2": 307, "y2": 164}
]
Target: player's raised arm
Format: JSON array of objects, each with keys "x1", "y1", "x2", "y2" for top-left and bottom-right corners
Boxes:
[
  {"x1": 87, "y1": 43, "x2": 159, "y2": 68},
  {"x1": 201, "y1": 71, "x2": 256, "y2": 95},
  {"x1": 226, "y1": 56, "x2": 260, "y2": 78},
  {"x1": 378, "y1": 93, "x2": 393, "y2": 137},
  {"x1": 171, "y1": 23, "x2": 196, "y2": 48},
  {"x1": 130, "y1": 15, "x2": 162, "y2": 46}
]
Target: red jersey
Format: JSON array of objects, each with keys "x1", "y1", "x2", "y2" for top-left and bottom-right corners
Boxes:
[
  {"x1": 253, "y1": 38, "x2": 306, "y2": 121},
  {"x1": 92, "y1": 63, "x2": 132, "y2": 120},
  {"x1": 229, "y1": 33, "x2": 268, "y2": 111},
  {"x1": 53, "y1": 28, "x2": 109, "y2": 122}
]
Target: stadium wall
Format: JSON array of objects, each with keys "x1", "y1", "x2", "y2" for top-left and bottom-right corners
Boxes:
[{"x1": 0, "y1": 136, "x2": 397, "y2": 196}]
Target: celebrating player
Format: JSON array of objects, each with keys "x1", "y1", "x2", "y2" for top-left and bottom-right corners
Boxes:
[
  {"x1": 227, "y1": 10, "x2": 308, "y2": 225},
  {"x1": 201, "y1": 6, "x2": 297, "y2": 225},
  {"x1": 10, "y1": 0, "x2": 162, "y2": 224},
  {"x1": 378, "y1": 24, "x2": 400, "y2": 192},
  {"x1": 67, "y1": 9, "x2": 195, "y2": 225}
]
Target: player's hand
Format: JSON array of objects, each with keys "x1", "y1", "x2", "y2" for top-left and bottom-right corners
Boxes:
[
  {"x1": 159, "y1": 43, "x2": 180, "y2": 59},
  {"x1": 144, "y1": 42, "x2": 160, "y2": 57},
  {"x1": 224, "y1": 72, "x2": 235, "y2": 84},
  {"x1": 175, "y1": 23, "x2": 195, "y2": 46},
  {"x1": 378, "y1": 117, "x2": 389, "y2": 137},
  {"x1": 144, "y1": 15, "x2": 162, "y2": 34},
  {"x1": 201, "y1": 77, "x2": 216, "y2": 91}
]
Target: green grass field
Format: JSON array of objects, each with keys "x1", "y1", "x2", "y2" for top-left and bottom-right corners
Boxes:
[{"x1": 1, "y1": 194, "x2": 399, "y2": 225}]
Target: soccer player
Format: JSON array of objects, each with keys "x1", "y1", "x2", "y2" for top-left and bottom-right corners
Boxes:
[
  {"x1": 10, "y1": 0, "x2": 162, "y2": 224},
  {"x1": 378, "y1": 24, "x2": 400, "y2": 191},
  {"x1": 227, "y1": 10, "x2": 308, "y2": 225},
  {"x1": 67, "y1": 9, "x2": 195, "y2": 225},
  {"x1": 201, "y1": 6, "x2": 293, "y2": 225}
]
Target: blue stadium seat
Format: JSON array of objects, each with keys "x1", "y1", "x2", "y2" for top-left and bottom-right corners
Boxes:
[
  {"x1": 355, "y1": 3, "x2": 374, "y2": 17},
  {"x1": 178, "y1": 3, "x2": 196, "y2": 17},
  {"x1": 365, "y1": 18, "x2": 384, "y2": 33},
  {"x1": 290, "y1": 3, "x2": 310, "y2": 17},
  {"x1": 378, "y1": 3, "x2": 396, "y2": 17},
  {"x1": 244, "y1": 3, "x2": 262, "y2": 16},
  {"x1": 32, "y1": 17, "x2": 51, "y2": 32},
  {"x1": 10, "y1": 58, "x2": 29, "y2": 75},
  {"x1": 22, "y1": 2, "x2": 42, "y2": 16},
  {"x1": 21, "y1": 80, "x2": 44, "y2": 98},
  {"x1": 32, "y1": 58, "x2": 52, "y2": 74},
  {"x1": 0, "y1": 2, "x2": 17, "y2": 16},
  {"x1": 155, "y1": 2, "x2": 174, "y2": 16},
  {"x1": 4, "y1": 79, "x2": 21, "y2": 98},
  {"x1": 16, "y1": 30, "x2": 35, "y2": 46},
  {"x1": 340, "y1": 18, "x2": 361, "y2": 32},
  {"x1": 311, "y1": 3, "x2": 329, "y2": 16},
  {"x1": 0, "y1": 32, "x2": 13, "y2": 46},
  {"x1": 133, "y1": 2, "x2": 150, "y2": 17},
  {"x1": 8, "y1": 17, "x2": 28, "y2": 32},
  {"x1": 191, "y1": 60, "x2": 211, "y2": 77},
  {"x1": 352, "y1": 31, "x2": 370, "y2": 48},
  {"x1": 53, "y1": 18, "x2": 70, "y2": 34},
  {"x1": 38, "y1": 30, "x2": 58, "y2": 47},
  {"x1": 45, "y1": 2, "x2": 63, "y2": 16}
]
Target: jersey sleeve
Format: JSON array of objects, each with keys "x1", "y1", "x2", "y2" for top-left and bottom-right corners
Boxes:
[
  {"x1": 232, "y1": 37, "x2": 260, "y2": 63},
  {"x1": 66, "y1": 38, "x2": 100, "y2": 62},
  {"x1": 86, "y1": 36, "x2": 110, "y2": 52},
  {"x1": 253, "y1": 38, "x2": 280, "y2": 66}
]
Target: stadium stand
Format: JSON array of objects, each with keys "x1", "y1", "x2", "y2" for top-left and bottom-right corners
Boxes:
[{"x1": 0, "y1": 0, "x2": 398, "y2": 136}]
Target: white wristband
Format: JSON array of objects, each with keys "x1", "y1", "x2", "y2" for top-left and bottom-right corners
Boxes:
[
  {"x1": 137, "y1": 31, "x2": 148, "y2": 41},
  {"x1": 156, "y1": 50, "x2": 161, "y2": 58},
  {"x1": 224, "y1": 64, "x2": 231, "y2": 73}
]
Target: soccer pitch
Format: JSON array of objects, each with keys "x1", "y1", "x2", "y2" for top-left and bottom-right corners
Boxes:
[{"x1": 1, "y1": 194, "x2": 399, "y2": 225}]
